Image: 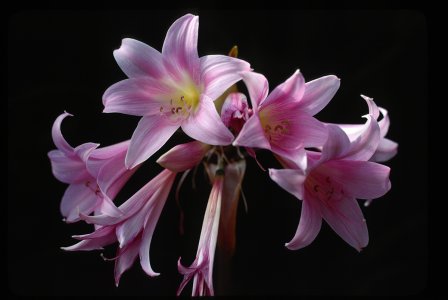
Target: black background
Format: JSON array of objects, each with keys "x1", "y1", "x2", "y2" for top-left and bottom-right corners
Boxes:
[{"x1": 8, "y1": 9, "x2": 428, "y2": 296}]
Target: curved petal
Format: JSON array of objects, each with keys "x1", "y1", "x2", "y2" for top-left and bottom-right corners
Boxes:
[
  {"x1": 181, "y1": 96, "x2": 234, "y2": 145},
  {"x1": 115, "y1": 238, "x2": 141, "y2": 286},
  {"x1": 74, "y1": 142, "x2": 99, "y2": 163},
  {"x1": 370, "y1": 138, "x2": 398, "y2": 162},
  {"x1": 103, "y1": 78, "x2": 174, "y2": 116},
  {"x1": 268, "y1": 168, "x2": 306, "y2": 200},
  {"x1": 61, "y1": 231, "x2": 116, "y2": 251},
  {"x1": 285, "y1": 195, "x2": 322, "y2": 250},
  {"x1": 272, "y1": 147, "x2": 307, "y2": 171},
  {"x1": 157, "y1": 141, "x2": 210, "y2": 172},
  {"x1": 344, "y1": 115, "x2": 381, "y2": 161},
  {"x1": 298, "y1": 75, "x2": 340, "y2": 116},
  {"x1": 48, "y1": 150, "x2": 90, "y2": 184},
  {"x1": 60, "y1": 182, "x2": 98, "y2": 223},
  {"x1": 162, "y1": 14, "x2": 200, "y2": 77},
  {"x1": 113, "y1": 38, "x2": 165, "y2": 79},
  {"x1": 89, "y1": 140, "x2": 130, "y2": 161},
  {"x1": 361, "y1": 94, "x2": 380, "y2": 120},
  {"x1": 320, "y1": 196, "x2": 369, "y2": 252},
  {"x1": 51, "y1": 112, "x2": 73, "y2": 153},
  {"x1": 319, "y1": 124, "x2": 351, "y2": 163},
  {"x1": 125, "y1": 115, "x2": 180, "y2": 169},
  {"x1": 116, "y1": 205, "x2": 147, "y2": 249},
  {"x1": 324, "y1": 160, "x2": 391, "y2": 199},
  {"x1": 200, "y1": 55, "x2": 251, "y2": 101},
  {"x1": 240, "y1": 71, "x2": 269, "y2": 111},
  {"x1": 232, "y1": 114, "x2": 271, "y2": 150},
  {"x1": 263, "y1": 70, "x2": 305, "y2": 107}
]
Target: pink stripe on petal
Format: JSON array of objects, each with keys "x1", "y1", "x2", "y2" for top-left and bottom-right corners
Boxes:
[
  {"x1": 102, "y1": 78, "x2": 174, "y2": 116},
  {"x1": 344, "y1": 115, "x2": 381, "y2": 161},
  {"x1": 156, "y1": 141, "x2": 210, "y2": 172},
  {"x1": 299, "y1": 75, "x2": 340, "y2": 116},
  {"x1": 320, "y1": 196, "x2": 369, "y2": 251},
  {"x1": 113, "y1": 38, "x2": 165, "y2": 79},
  {"x1": 48, "y1": 150, "x2": 90, "y2": 184},
  {"x1": 319, "y1": 124, "x2": 351, "y2": 163},
  {"x1": 263, "y1": 70, "x2": 305, "y2": 107},
  {"x1": 114, "y1": 238, "x2": 141, "y2": 286},
  {"x1": 233, "y1": 115, "x2": 271, "y2": 149},
  {"x1": 60, "y1": 183, "x2": 98, "y2": 223},
  {"x1": 370, "y1": 138, "x2": 398, "y2": 162},
  {"x1": 200, "y1": 55, "x2": 251, "y2": 101},
  {"x1": 181, "y1": 97, "x2": 234, "y2": 145},
  {"x1": 240, "y1": 71, "x2": 269, "y2": 111},
  {"x1": 269, "y1": 168, "x2": 306, "y2": 200},
  {"x1": 125, "y1": 115, "x2": 180, "y2": 169},
  {"x1": 162, "y1": 14, "x2": 200, "y2": 79},
  {"x1": 51, "y1": 112, "x2": 73, "y2": 153},
  {"x1": 324, "y1": 160, "x2": 391, "y2": 200},
  {"x1": 285, "y1": 195, "x2": 322, "y2": 250}
]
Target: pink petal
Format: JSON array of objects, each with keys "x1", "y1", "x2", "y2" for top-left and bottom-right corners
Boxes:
[
  {"x1": 285, "y1": 194, "x2": 322, "y2": 250},
  {"x1": 89, "y1": 140, "x2": 130, "y2": 161},
  {"x1": 262, "y1": 70, "x2": 305, "y2": 107},
  {"x1": 232, "y1": 114, "x2": 271, "y2": 149},
  {"x1": 360, "y1": 95, "x2": 380, "y2": 120},
  {"x1": 125, "y1": 115, "x2": 180, "y2": 169},
  {"x1": 116, "y1": 206, "x2": 147, "y2": 249},
  {"x1": 115, "y1": 238, "x2": 141, "y2": 286},
  {"x1": 61, "y1": 233, "x2": 116, "y2": 251},
  {"x1": 298, "y1": 75, "x2": 340, "y2": 116},
  {"x1": 113, "y1": 38, "x2": 165, "y2": 78},
  {"x1": 73, "y1": 142, "x2": 99, "y2": 163},
  {"x1": 378, "y1": 107, "x2": 390, "y2": 138},
  {"x1": 51, "y1": 112, "x2": 73, "y2": 153},
  {"x1": 72, "y1": 225, "x2": 116, "y2": 240},
  {"x1": 156, "y1": 141, "x2": 210, "y2": 172},
  {"x1": 181, "y1": 96, "x2": 234, "y2": 145},
  {"x1": 60, "y1": 182, "x2": 98, "y2": 223},
  {"x1": 200, "y1": 55, "x2": 251, "y2": 101},
  {"x1": 48, "y1": 150, "x2": 90, "y2": 184},
  {"x1": 344, "y1": 115, "x2": 380, "y2": 161},
  {"x1": 272, "y1": 147, "x2": 308, "y2": 171},
  {"x1": 370, "y1": 137, "x2": 398, "y2": 162},
  {"x1": 240, "y1": 71, "x2": 269, "y2": 111},
  {"x1": 324, "y1": 160, "x2": 391, "y2": 199},
  {"x1": 268, "y1": 168, "x2": 306, "y2": 200},
  {"x1": 220, "y1": 92, "x2": 250, "y2": 129},
  {"x1": 140, "y1": 171, "x2": 176, "y2": 277},
  {"x1": 319, "y1": 196, "x2": 369, "y2": 251},
  {"x1": 162, "y1": 14, "x2": 200, "y2": 78},
  {"x1": 102, "y1": 78, "x2": 174, "y2": 116},
  {"x1": 319, "y1": 124, "x2": 351, "y2": 163}
]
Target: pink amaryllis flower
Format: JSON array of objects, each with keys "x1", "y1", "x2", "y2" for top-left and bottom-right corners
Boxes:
[
  {"x1": 62, "y1": 169, "x2": 177, "y2": 286},
  {"x1": 269, "y1": 109, "x2": 391, "y2": 251},
  {"x1": 103, "y1": 14, "x2": 251, "y2": 169},
  {"x1": 48, "y1": 112, "x2": 137, "y2": 222},
  {"x1": 177, "y1": 167, "x2": 223, "y2": 296},
  {"x1": 233, "y1": 70, "x2": 339, "y2": 167},
  {"x1": 331, "y1": 95, "x2": 398, "y2": 163}
]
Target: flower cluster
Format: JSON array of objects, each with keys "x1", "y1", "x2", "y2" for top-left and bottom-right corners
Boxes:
[{"x1": 49, "y1": 14, "x2": 397, "y2": 296}]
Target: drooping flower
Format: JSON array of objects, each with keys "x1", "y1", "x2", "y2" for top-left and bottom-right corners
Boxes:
[
  {"x1": 331, "y1": 95, "x2": 398, "y2": 163},
  {"x1": 62, "y1": 169, "x2": 177, "y2": 286},
  {"x1": 156, "y1": 140, "x2": 211, "y2": 173},
  {"x1": 177, "y1": 167, "x2": 223, "y2": 296},
  {"x1": 220, "y1": 92, "x2": 252, "y2": 136},
  {"x1": 102, "y1": 14, "x2": 251, "y2": 169},
  {"x1": 48, "y1": 112, "x2": 137, "y2": 222},
  {"x1": 269, "y1": 108, "x2": 391, "y2": 251},
  {"x1": 233, "y1": 70, "x2": 339, "y2": 168}
]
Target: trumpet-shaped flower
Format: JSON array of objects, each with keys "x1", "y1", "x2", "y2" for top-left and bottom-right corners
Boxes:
[
  {"x1": 331, "y1": 95, "x2": 398, "y2": 162},
  {"x1": 269, "y1": 111, "x2": 391, "y2": 251},
  {"x1": 48, "y1": 112, "x2": 137, "y2": 222},
  {"x1": 62, "y1": 169, "x2": 177, "y2": 286},
  {"x1": 103, "y1": 14, "x2": 251, "y2": 169},
  {"x1": 233, "y1": 71, "x2": 339, "y2": 167},
  {"x1": 177, "y1": 169, "x2": 223, "y2": 296}
]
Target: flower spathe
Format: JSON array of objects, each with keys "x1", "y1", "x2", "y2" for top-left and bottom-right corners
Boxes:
[
  {"x1": 103, "y1": 14, "x2": 251, "y2": 169},
  {"x1": 50, "y1": 12, "x2": 397, "y2": 296}
]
